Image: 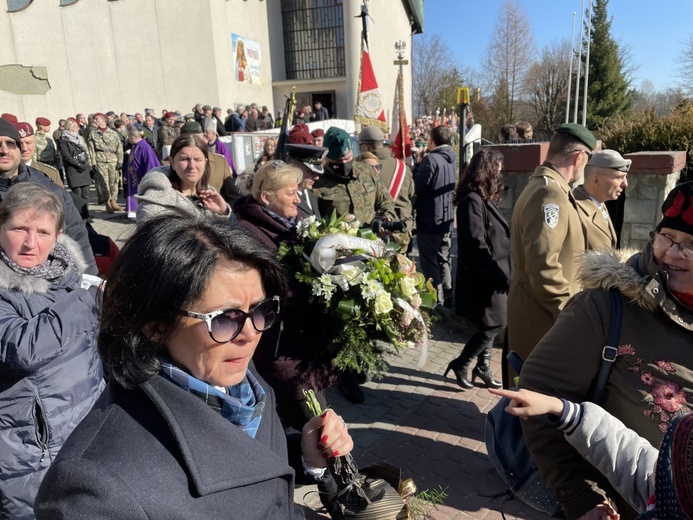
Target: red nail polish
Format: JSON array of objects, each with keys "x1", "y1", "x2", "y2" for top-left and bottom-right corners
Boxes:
[
  {"x1": 317, "y1": 443, "x2": 324, "y2": 450},
  {"x1": 332, "y1": 450, "x2": 339, "y2": 457},
  {"x1": 321, "y1": 411, "x2": 328, "y2": 418},
  {"x1": 321, "y1": 435, "x2": 328, "y2": 444},
  {"x1": 322, "y1": 452, "x2": 329, "y2": 459}
]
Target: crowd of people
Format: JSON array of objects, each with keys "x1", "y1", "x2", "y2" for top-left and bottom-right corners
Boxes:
[{"x1": 1, "y1": 94, "x2": 693, "y2": 520}]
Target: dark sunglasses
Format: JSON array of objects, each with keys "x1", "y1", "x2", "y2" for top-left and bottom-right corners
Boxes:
[{"x1": 182, "y1": 296, "x2": 280, "y2": 343}]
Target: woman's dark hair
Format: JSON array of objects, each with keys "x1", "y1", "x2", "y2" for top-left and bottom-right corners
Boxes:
[
  {"x1": 168, "y1": 133, "x2": 211, "y2": 194},
  {"x1": 456, "y1": 148, "x2": 505, "y2": 204},
  {"x1": 99, "y1": 216, "x2": 288, "y2": 389}
]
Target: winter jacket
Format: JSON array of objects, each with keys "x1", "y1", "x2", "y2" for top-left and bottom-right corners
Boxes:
[
  {"x1": 455, "y1": 191, "x2": 510, "y2": 327},
  {"x1": 520, "y1": 246, "x2": 693, "y2": 519},
  {"x1": 58, "y1": 137, "x2": 91, "y2": 188},
  {"x1": 135, "y1": 168, "x2": 231, "y2": 225},
  {"x1": 0, "y1": 235, "x2": 105, "y2": 520},
  {"x1": 34, "y1": 372, "x2": 322, "y2": 520},
  {"x1": 232, "y1": 195, "x2": 303, "y2": 252},
  {"x1": 413, "y1": 145, "x2": 456, "y2": 234},
  {"x1": 0, "y1": 163, "x2": 97, "y2": 275}
]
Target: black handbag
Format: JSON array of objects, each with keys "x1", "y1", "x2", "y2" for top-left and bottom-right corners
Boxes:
[{"x1": 484, "y1": 289, "x2": 623, "y2": 515}]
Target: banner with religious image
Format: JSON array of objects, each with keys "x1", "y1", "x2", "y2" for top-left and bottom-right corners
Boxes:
[{"x1": 231, "y1": 34, "x2": 262, "y2": 85}]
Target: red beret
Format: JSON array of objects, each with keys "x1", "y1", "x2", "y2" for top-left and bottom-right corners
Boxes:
[
  {"x1": 1, "y1": 113, "x2": 18, "y2": 124},
  {"x1": 311, "y1": 128, "x2": 325, "y2": 138},
  {"x1": 164, "y1": 111, "x2": 176, "y2": 119},
  {"x1": 288, "y1": 130, "x2": 314, "y2": 145},
  {"x1": 94, "y1": 112, "x2": 107, "y2": 120},
  {"x1": 35, "y1": 117, "x2": 51, "y2": 127},
  {"x1": 14, "y1": 122, "x2": 34, "y2": 138},
  {"x1": 291, "y1": 123, "x2": 310, "y2": 134}
]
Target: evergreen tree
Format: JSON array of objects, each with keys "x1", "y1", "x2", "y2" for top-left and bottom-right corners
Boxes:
[{"x1": 582, "y1": 0, "x2": 631, "y2": 128}]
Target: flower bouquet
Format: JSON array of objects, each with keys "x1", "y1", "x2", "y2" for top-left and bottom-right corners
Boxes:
[{"x1": 278, "y1": 212, "x2": 437, "y2": 375}]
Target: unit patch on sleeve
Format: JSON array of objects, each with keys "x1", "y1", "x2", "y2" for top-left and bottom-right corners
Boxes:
[{"x1": 543, "y1": 204, "x2": 559, "y2": 229}]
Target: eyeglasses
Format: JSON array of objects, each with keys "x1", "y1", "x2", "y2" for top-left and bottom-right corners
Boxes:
[
  {"x1": 182, "y1": 296, "x2": 280, "y2": 343},
  {"x1": 0, "y1": 139, "x2": 19, "y2": 151},
  {"x1": 650, "y1": 231, "x2": 693, "y2": 260},
  {"x1": 372, "y1": 164, "x2": 382, "y2": 171}
]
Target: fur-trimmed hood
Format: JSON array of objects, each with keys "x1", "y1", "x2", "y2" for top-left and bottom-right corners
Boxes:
[
  {"x1": 0, "y1": 234, "x2": 89, "y2": 295},
  {"x1": 578, "y1": 243, "x2": 687, "y2": 317}
]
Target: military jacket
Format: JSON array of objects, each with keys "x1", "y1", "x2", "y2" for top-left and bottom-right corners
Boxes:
[
  {"x1": 157, "y1": 123, "x2": 179, "y2": 152},
  {"x1": 573, "y1": 185, "x2": 618, "y2": 251},
  {"x1": 373, "y1": 148, "x2": 415, "y2": 246},
  {"x1": 87, "y1": 127, "x2": 123, "y2": 165},
  {"x1": 507, "y1": 164, "x2": 586, "y2": 376},
  {"x1": 33, "y1": 132, "x2": 62, "y2": 170},
  {"x1": 313, "y1": 161, "x2": 395, "y2": 224}
]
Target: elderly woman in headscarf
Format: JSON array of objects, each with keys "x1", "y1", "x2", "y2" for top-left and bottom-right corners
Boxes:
[
  {"x1": 34, "y1": 216, "x2": 351, "y2": 519},
  {"x1": 0, "y1": 183, "x2": 104, "y2": 519},
  {"x1": 233, "y1": 162, "x2": 341, "y2": 429},
  {"x1": 58, "y1": 118, "x2": 91, "y2": 200},
  {"x1": 520, "y1": 181, "x2": 693, "y2": 519}
]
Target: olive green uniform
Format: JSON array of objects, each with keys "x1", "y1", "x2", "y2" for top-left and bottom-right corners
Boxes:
[
  {"x1": 313, "y1": 161, "x2": 396, "y2": 224},
  {"x1": 573, "y1": 185, "x2": 618, "y2": 251},
  {"x1": 157, "y1": 123, "x2": 180, "y2": 158},
  {"x1": 372, "y1": 148, "x2": 415, "y2": 247},
  {"x1": 507, "y1": 164, "x2": 586, "y2": 380},
  {"x1": 87, "y1": 127, "x2": 123, "y2": 203}
]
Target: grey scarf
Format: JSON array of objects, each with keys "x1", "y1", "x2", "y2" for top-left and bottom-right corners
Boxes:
[
  {"x1": 0, "y1": 242, "x2": 75, "y2": 283},
  {"x1": 62, "y1": 129, "x2": 86, "y2": 149}
]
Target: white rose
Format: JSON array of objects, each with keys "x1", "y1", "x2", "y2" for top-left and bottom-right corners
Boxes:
[
  {"x1": 373, "y1": 291, "x2": 393, "y2": 314},
  {"x1": 399, "y1": 277, "x2": 418, "y2": 297}
]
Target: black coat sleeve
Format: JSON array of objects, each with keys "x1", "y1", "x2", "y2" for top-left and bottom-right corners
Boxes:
[{"x1": 59, "y1": 186, "x2": 98, "y2": 274}]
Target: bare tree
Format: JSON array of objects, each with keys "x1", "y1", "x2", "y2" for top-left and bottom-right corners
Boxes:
[
  {"x1": 412, "y1": 34, "x2": 456, "y2": 117},
  {"x1": 676, "y1": 33, "x2": 693, "y2": 95},
  {"x1": 525, "y1": 40, "x2": 571, "y2": 135},
  {"x1": 483, "y1": 0, "x2": 536, "y2": 124}
]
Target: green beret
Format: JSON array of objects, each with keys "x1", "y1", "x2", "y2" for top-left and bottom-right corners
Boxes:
[
  {"x1": 554, "y1": 123, "x2": 597, "y2": 150},
  {"x1": 181, "y1": 121, "x2": 203, "y2": 134},
  {"x1": 324, "y1": 127, "x2": 352, "y2": 160}
]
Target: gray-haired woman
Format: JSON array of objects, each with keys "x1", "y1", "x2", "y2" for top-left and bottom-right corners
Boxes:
[
  {"x1": 0, "y1": 183, "x2": 104, "y2": 519},
  {"x1": 58, "y1": 119, "x2": 91, "y2": 200}
]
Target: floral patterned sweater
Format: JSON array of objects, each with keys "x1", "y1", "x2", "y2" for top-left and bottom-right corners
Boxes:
[{"x1": 520, "y1": 244, "x2": 693, "y2": 520}]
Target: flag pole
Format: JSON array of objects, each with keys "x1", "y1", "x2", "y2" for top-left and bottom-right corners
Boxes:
[
  {"x1": 565, "y1": 11, "x2": 576, "y2": 123},
  {"x1": 581, "y1": 0, "x2": 593, "y2": 127},
  {"x1": 573, "y1": 0, "x2": 585, "y2": 124},
  {"x1": 394, "y1": 40, "x2": 408, "y2": 160}
]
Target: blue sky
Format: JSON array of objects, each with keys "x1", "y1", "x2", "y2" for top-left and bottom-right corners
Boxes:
[{"x1": 421, "y1": 0, "x2": 693, "y2": 92}]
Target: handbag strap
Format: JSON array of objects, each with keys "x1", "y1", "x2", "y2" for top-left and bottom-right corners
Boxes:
[{"x1": 590, "y1": 289, "x2": 622, "y2": 405}]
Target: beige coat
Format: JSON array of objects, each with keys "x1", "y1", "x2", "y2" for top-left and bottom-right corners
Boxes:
[
  {"x1": 573, "y1": 185, "x2": 617, "y2": 251},
  {"x1": 29, "y1": 160, "x2": 63, "y2": 187},
  {"x1": 207, "y1": 151, "x2": 232, "y2": 193},
  {"x1": 507, "y1": 164, "x2": 586, "y2": 376}
]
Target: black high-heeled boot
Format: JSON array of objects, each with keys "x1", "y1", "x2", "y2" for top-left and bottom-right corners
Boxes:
[
  {"x1": 472, "y1": 348, "x2": 502, "y2": 389},
  {"x1": 443, "y1": 358, "x2": 474, "y2": 389}
]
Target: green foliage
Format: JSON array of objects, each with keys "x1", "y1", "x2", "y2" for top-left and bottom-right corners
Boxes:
[
  {"x1": 583, "y1": 0, "x2": 631, "y2": 127},
  {"x1": 408, "y1": 486, "x2": 448, "y2": 519},
  {"x1": 599, "y1": 101, "x2": 693, "y2": 181}
]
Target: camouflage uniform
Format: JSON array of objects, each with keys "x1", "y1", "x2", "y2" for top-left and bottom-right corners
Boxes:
[
  {"x1": 33, "y1": 131, "x2": 62, "y2": 171},
  {"x1": 313, "y1": 161, "x2": 396, "y2": 224},
  {"x1": 372, "y1": 148, "x2": 415, "y2": 247},
  {"x1": 157, "y1": 123, "x2": 180, "y2": 158},
  {"x1": 87, "y1": 127, "x2": 123, "y2": 203}
]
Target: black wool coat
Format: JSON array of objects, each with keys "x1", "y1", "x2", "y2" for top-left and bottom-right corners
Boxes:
[
  {"x1": 34, "y1": 372, "x2": 307, "y2": 520},
  {"x1": 455, "y1": 191, "x2": 511, "y2": 327}
]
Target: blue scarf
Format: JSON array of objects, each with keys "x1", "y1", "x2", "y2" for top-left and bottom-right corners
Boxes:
[{"x1": 159, "y1": 358, "x2": 266, "y2": 438}]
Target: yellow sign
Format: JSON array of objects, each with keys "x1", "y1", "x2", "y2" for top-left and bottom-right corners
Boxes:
[{"x1": 457, "y1": 87, "x2": 470, "y2": 105}]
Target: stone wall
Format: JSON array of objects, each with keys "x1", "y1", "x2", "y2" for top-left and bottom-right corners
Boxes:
[{"x1": 486, "y1": 143, "x2": 686, "y2": 250}]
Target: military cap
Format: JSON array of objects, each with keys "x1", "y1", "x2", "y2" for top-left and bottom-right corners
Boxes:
[
  {"x1": 1, "y1": 113, "x2": 18, "y2": 124},
  {"x1": 286, "y1": 144, "x2": 328, "y2": 174},
  {"x1": 180, "y1": 121, "x2": 203, "y2": 134},
  {"x1": 311, "y1": 128, "x2": 324, "y2": 138},
  {"x1": 288, "y1": 130, "x2": 314, "y2": 145},
  {"x1": 359, "y1": 125, "x2": 385, "y2": 142},
  {"x1": 202, "y1": 105, "x2": 212, "y2": 111},
  {"x1": 164, "y1": 111, "x2": 176, "y2": 119},
  {"x1": 213, "y1": 106, "x2": 221, "y2": 112},
  {"x1": 184, "y1": 113, "x2": 196, "y2": 121},
  {"x1": 291, "y1": 123, "x2": 310, "y2": 135},
  {"x1": 324, "y1": 127, "x2": 352, "y2": 160},
  {"x1": 145, "y1": 108, "x2": 155, "y2": 115},
  {"x1": 14, "y1": 122, "x2": 34, "y2": 138},
  {"x1": 0, "y1": 118, "x2": 21, "y2": 143},
  {"x1": 554, "y1": 123, "x2": 597, "y2": 150},
  {"x1": 587, "y1": 149, "x2": 631, "y2": 172},
  {"x1": 35, "y1": 117, "x2": 51, "y2": 127},
  {"x1": 94, "y1": 112, "x2": 107, "y2": 120}
]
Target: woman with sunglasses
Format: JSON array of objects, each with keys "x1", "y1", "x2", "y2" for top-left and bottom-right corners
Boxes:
[
  {"x1": 35, "y1": 216, "x2": 352, "y2": 519},
  {"x1": 135, "y1": 133, "x2": 230, "y2": 224},
  {"x1": 518, "y1": 181, "x2": 693, "y2": 520},
  {"x1": 233, "y1": 161, "x2": 341, "y2": 429}
]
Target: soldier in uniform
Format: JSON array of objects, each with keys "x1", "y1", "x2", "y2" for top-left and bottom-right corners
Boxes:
[
  {"x1": 359, "y1": 125, "x2": 415, "y2": 248},
  {"x1": 14, "y1": 122, "x2": 63, "y2": 186},
  {"x1": 87, "y1": 113, "x2": 124, "y2": 212},
  {"x1": 157, "y1": 111, "x2": 180, "y2": 160},
  {"x1": 33, "y1": 117, "x2": 62, "y2": 173},
  {"x1": 313, "y1": 127, "x2": 395, "y2": 225},
  {"x1": 506, "y1": 123, "x2": 597, "y2": 384},
  {"x1": 285, "y1": 143, "x2": 328, "y2": 218},
  {"x1": 574, "y1": 149, "x2": 629, "y2": 251}
]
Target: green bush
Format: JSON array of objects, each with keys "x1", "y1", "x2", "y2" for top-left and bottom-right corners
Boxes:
[{"x1": 598, "y1": 102, "x2": 693, "y2": 181}]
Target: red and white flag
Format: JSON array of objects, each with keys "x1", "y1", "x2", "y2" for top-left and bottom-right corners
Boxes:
[
  {"x1": 354, "y1": 40, "x2": 388, "y2": 130},
  {"x1": 390, "y1": 72, "x2": 411, "y2": 161}
]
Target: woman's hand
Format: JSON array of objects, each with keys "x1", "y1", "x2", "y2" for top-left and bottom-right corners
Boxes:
[
  {"x1": 198, "y1": 190, "x2": 228, "y2": 215},
  {"x1": 488, "y1": 388, "x2": 563, "y2": 419},
  {"x1": 301, "y1": 409, "x2": 354, "y2": 469},
  {"x1": 577, "y1": 501, "x2": 619, "y2": 520}
]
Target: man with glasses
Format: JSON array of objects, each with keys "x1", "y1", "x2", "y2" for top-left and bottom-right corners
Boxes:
[
  {"x1": 0, "y1": 118, "x2": 96, "y2": 274},
  {"x1": 574, "y1": 149, "x2": 630, "y2": 251},
  {"x1": 507, "y1": 123, "x2": 597, "y2": 384}
]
